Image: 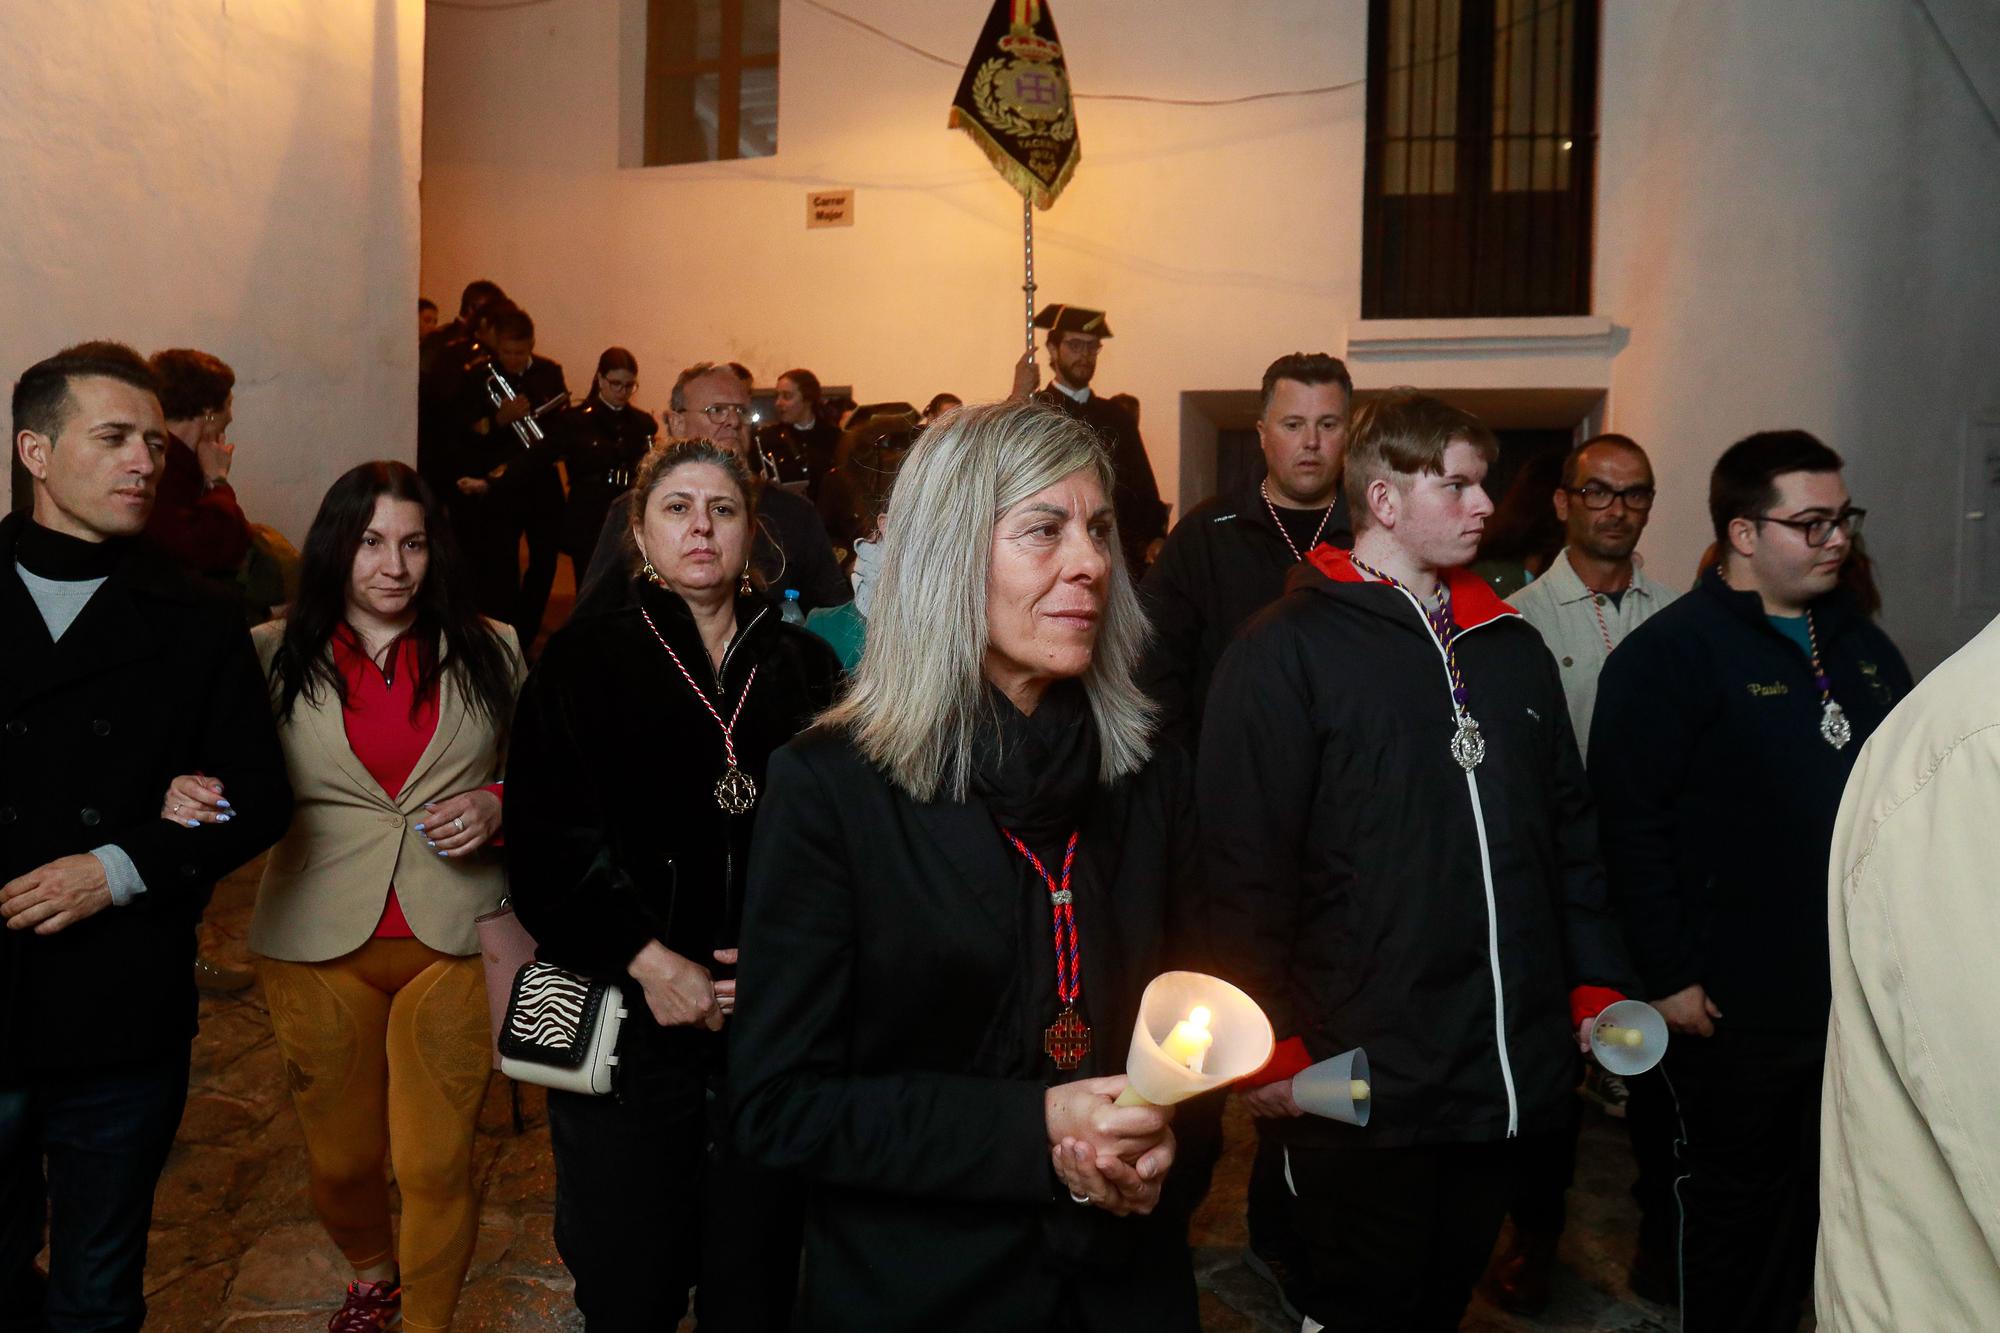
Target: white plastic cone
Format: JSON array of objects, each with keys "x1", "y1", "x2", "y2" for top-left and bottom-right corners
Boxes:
[
  {"x1": 1292, "y1": 1047, "x2": 1372, "y2": 1127},
  {"x1": 1117, "y1": 972, "x2": 1274, "y2": 1107},
  {"x1": 1589, "y1": 998, "x2": 1669, "y2": 1077}
]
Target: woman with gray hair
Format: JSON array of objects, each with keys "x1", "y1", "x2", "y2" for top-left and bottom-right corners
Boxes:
[{"x1": 730, "y1": 400, "x2": 1202, "y2": 1331}]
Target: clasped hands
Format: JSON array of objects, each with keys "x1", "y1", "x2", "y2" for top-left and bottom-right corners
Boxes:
[
  {"x1": 628, "y1": 940, "x2": 739, "y2": 1032},
  {"x1": 1044, "y1": 1077, "x2": 1176, "y2": 1217}
]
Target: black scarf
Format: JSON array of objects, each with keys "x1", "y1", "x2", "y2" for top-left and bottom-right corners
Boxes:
[
  {"x1": 16, "y1": 519, "x2": 127, "y2": 581},
  {"x1": 969, "y1": 678, "x2": 1100, "y2": 848}
]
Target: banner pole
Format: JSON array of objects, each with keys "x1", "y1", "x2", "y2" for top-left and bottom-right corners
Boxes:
[{"x1": 1022, "y1": 195, "x2": 1037, "y2": 363}]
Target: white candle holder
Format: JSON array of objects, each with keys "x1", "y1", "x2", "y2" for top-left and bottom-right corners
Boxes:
[{"x1": 1114, "y1": 971, "x2": 1274, "y2": 1107}]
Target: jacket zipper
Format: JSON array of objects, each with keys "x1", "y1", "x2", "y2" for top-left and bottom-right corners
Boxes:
[
  {"x1": 1387, "y1": 585, "x2": 1522, "y2": 1138},
  {"x1": 709, "y1": 604, "x2": 769, "y2": 695}
]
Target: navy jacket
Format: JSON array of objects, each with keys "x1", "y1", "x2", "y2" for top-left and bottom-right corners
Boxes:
[{"x1": 1589, "y1": 566, "x2": 1912, "y2": 1032}]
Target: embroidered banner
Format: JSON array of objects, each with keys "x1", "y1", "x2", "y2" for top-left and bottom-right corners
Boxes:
[{"x1": 946, "y1": 0, "x2": 1080, "y2": 209}]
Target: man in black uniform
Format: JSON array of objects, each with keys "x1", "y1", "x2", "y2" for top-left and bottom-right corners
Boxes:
[
  {"x1": 417, "y1": 279, "x2": 506, "y2": 497},
  {"x1": 1201, "y1": 391, "x2": 1634, "y2": 1331},
  {"x1": 1015, "y1": 304, "x2": 1168, "y2": 573},
  {"x1": 447, "y1": 305, "x2": 568, "y2": 644},
  {"x1": 1141, "y1": 352, "x2": 1353, "y2": 751},
  {"x1": 576, "y1": 361, "x2": 849, "y2": 615}
]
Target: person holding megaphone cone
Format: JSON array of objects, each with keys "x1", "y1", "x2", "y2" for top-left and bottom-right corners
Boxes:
[
  {"x1": 1200, "y1": 392, "x2": 1640, "y2": 1332},
  {"x1": 730, "y1": 402, "x2": 1208, "y2": 1332}
]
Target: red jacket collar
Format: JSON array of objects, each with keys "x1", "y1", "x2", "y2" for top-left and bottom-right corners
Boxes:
[{"x1": 1304, "y1": 543, "x2": 1519, "y2": 630}]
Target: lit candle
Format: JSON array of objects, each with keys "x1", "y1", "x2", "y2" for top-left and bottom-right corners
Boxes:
[
  {"x1": 1158, "y1": 1005, "x2": 1214, "y2": 1074},
  {"x1": 1596, "y1": 1024, "x2": 1644, "y2": 1048}
]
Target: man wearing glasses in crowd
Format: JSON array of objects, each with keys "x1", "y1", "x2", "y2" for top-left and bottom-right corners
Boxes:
[
  {"x1": 1495, "y1": 433, "x2": 1677, "y2": 1311},
  {"x1": 577, "y1": 361, "x2": 849, "y2": 614},
  {"x1": 1590, "y1": 431, "x2": 1910, "y2": 1332}
]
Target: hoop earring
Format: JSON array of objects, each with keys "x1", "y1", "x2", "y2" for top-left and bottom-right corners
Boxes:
[{"x1": 640, "y1": 560, "x2": 667, "y2": 588}]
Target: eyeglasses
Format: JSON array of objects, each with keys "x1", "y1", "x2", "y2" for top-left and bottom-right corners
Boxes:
[
  {"x1": 697, "y1": 403, "x2": 748, "y2": 422},
  {"x1": 1565, "y1": 483, "x2": 1656, "y2": 512},
  {"x1": 1756, "y1": 507, "x2": 1867, "y2": 548},
  {"x1": 602, "y1": 377, "x2": 637, "y2": 392}
]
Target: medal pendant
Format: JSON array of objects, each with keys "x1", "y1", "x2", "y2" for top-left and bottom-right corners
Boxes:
[
  {"x1": 715, "y1": 765, "x2": 759, "y2": 814},
  {"x1": 1044, "y1": 1006, "x2": 1092, "y2": 1071},
  {"x1": 1449, "y1": 714, "x2": 1486, "y2": 772},
  {"x1": 1820, "y1": 701, "x2": 1852, "y2": 751}
]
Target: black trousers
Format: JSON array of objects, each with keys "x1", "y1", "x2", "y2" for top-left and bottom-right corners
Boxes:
[
  {"x1": 1282, "y1": 1134, "x2": 1518, "y2": 1332},
  {"x1": 1663, "y1": 1028, "x2": 1821, "y2": 1333},
  {"x1": 450, "y1": 464, "x2": 564, "y2": 646},
  {"x1": 1505, "y1": 1119, "x2": 1578, "y2": 1236},
  {"x1": 547, "y1": 1063, "x2": 801, "y2": 1332},
  {"x1": 1624, "y1": 1066, "x2": 1680, "y2": 1273},
  {"x1": 1248, "y1": 1118, "x2": 1310, "y2": 1268},
  {"x1": 0, "y1": 1059, "x2": 190, "y2": 1333}
]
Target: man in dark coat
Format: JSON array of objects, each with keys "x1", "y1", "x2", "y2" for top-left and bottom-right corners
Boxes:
[
  {"x1": 1200, "y1": 391, "x2": 1635, "y2": 1331},
  {"x1": 445, "y1": 305, "x2": 569, "y2": 645},
  {"x1": 1591, "y1": 431, "x2": 1909, "y2": 1333},
  {"x1": 417, "y1": 278, "x2": 507, "y2": 497},
  {"x1": 1140, "y1": 351, "x2": 1353, "y2": 753},
  {"x1": 1017, "y1": 304, "x2": 1169, "y2": 574},
  {"x1": 576, "y1": 361, "x2": 851, "y2": 616},
  {"x1": 2, "y1": 343, "x2": 291, "y2": 1329}
]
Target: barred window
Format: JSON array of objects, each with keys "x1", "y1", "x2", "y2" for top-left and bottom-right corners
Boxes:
[{"x1": 1363, "y1": 0, "x2": 1600, "y2": 317}]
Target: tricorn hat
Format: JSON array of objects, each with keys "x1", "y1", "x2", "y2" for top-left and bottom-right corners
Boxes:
[{"x1": 1033, "y1": 304, "x2": 1113, "y2": 339}]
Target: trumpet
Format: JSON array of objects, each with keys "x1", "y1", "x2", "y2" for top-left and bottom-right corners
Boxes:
[{"x1": 484, "y1": 361, "x2": 568, "y2": 448}]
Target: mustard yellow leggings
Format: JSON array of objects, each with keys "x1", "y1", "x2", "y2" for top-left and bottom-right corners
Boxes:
[{"x1": 259, "y1": 937, "x2": 493, "y2": 1333}]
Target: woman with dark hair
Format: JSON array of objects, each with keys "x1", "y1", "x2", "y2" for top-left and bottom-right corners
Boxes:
[
  {"x1": 730, "y1": 400, "x2": 1200, "y2": 1332},
  {"x1": 145, "y1": 347, "x2": 252, "y2": 576},
  {"x1": 161, "y1": 461, "x2": 522, "y2": 1333},
  {"x1": 559, "y1": 347, "x2": 658, "y2": 574},
  {"x1": 756, "y1": 366, "x2": 835, "y2": 496},
  {"x1": 506, "y1": 438, "x2": 842, "y2": 1327}
]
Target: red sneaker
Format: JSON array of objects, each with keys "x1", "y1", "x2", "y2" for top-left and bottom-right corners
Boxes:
[{"x1": 328, "y1": 1278, "x2": 403, "y2": 1332}]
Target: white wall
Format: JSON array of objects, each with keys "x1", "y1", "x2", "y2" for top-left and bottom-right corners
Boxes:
[
  {"x1": 420, "y1": 0, "x2": 1366, "y2": 501},
  {"x1": 0, "y1": 0, "x2": 425, "y2": 544},
  {"x1": 423, "y1": 0, "x2": 2000, "y2": 672},
  {"x1": 1595, "y1": 0, "x2": 2000, "y2": 672}
]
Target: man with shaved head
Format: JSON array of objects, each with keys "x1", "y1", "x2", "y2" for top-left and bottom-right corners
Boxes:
[{"x1": 1511, "y1": 434, "x2": 1677, "y2": 750}]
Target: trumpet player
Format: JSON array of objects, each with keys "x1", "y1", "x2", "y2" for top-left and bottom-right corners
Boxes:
[{"x1": 448, "y1": 305, "x2": 569, "y2": 646}]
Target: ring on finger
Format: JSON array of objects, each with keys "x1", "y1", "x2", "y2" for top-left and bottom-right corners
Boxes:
[
  {"x1": 454, "y1": 816, "x2": 466, "y2": 833},
  {"x1": 1068, "y1": 1190, "x2": 1092, "y2": 1206}
]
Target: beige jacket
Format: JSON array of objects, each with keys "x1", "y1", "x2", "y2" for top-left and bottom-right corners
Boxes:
[
  {"x1": 1817, "y1": 615, "x2": 2000, "y2": 1329},
  {"x1": 249, "y1": 621, "x2": 522, "y2": 962}
]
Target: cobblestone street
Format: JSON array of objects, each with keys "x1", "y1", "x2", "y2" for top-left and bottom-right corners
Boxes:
[{"x1": 140, "y1": 862, "x2": 1678, "y2": 1331}]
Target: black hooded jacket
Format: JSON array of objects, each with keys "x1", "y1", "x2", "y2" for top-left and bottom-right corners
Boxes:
[{"x1": 1198, "y1": 545, "x2": 1633, "y2": 1147}]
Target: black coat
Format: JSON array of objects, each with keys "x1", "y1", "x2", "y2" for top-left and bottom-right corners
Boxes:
[
  {"x1": 1035, "y1": 388, "x2": 1168, "y2": 573},
  {"x1": 1589, "y1": 567, "x2": 1911, "y2": 1032},
  {"x1": 446, "y1": 353, "x2": 570, "y2": 495},
  {"x1": 556, "y1": 395, "x2": 656, "y2": 558},
  {"x1": 1198, "y1": 547, "x2": 1633, "y2": 1147},
  {"x1": 729, "y1": 728, "x2": 1202, "y2": 1333},
  {"x1": 754, "y1": 418, "x2": 837, "y2": 497},
  {"x1": 0, "y1": 515, "x2": 291, "y2": 1072},
  {"x1": 1138, "y1": 484, "x2": 1352, "y2": 752},
  {"x1": 505, "y1": 580, "x2": 841, "y2": 1068}
]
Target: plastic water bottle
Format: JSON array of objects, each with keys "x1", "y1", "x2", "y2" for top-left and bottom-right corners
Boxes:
[{"x1": 781, "y1": 589, "x2": 806, "y2": 626}]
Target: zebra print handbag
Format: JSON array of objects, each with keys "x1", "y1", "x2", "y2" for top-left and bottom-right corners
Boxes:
[{"x1": 497, "y1": 961, "x2": 629, "y2": 1096}]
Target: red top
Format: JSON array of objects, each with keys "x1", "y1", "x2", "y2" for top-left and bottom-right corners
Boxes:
[
  {"x1": 331, "y1": 625, "x2": 438, "y2": 938},
  {"x1": 143, "y1": 435, "x2": 251, "y2": 576}
]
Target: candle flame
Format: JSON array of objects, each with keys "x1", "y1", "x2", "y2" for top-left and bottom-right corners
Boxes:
[{"x1": 1189, "y1": 1006, "x2": 1211, "y2": 1028}]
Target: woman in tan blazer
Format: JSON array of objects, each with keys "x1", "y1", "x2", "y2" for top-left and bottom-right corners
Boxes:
[{"x1": 167, "y1": 462, "x2": 522, "y2": 1333}]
